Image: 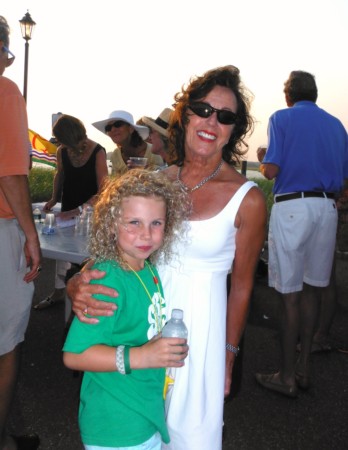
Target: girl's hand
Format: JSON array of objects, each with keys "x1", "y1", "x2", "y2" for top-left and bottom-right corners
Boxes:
[{"x1": 130, "y1": 334, "x2": 189, "y2": 369}]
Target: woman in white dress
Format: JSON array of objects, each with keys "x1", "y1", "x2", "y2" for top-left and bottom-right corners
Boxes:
[{"x1": 67, "y1": 65, "x2": 267, "y2": 450}]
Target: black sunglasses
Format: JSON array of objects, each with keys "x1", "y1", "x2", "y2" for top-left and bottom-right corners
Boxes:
[
  {"x1": 188, "y1": 102, "x2": 237, "y2": 125},
  {"x1": 105, "y1": 121, "x2": 127, "y2": 132}
]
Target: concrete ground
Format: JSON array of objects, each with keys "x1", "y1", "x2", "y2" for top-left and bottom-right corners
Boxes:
[{"x1": 8, "y1": 255, "x2": 348, "y2": 450}]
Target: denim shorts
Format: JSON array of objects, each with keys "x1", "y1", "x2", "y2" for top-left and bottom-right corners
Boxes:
[{"x1": 84, "y1": 432, "x2": 162, "y2": 450}]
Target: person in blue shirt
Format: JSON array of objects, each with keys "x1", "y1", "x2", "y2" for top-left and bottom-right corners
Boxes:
[{"x1": 256, "y1": 70, "x2": 348, "y2": 397}]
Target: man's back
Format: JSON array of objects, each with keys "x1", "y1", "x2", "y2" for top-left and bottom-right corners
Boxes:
[{"x1": 265, "y1": 100, "x2": 348, "y2": 194}]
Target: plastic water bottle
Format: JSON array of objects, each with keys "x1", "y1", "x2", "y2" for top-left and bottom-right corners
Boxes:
[
  {"x1": 162, "y1": 309, "x2": 188, "y2": 339},
  {"x1": 162, "y1": 309, "x2": 188, "y2": 403},
  {"x1": 33, "y1": 207, "x2": 41, "y2": 223}
]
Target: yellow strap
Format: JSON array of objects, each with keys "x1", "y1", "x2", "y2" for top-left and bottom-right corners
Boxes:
[{"x1": 163, "y1": 375, "x2": 174, "y2": 399}]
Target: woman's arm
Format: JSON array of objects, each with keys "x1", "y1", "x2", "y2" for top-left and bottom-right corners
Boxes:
[
  {"x1": 224, "y1": 186, "x2": 267, "y2": 396},
  {"x1": 81, "y1": 146, "x2": 109, "y2": 208},
  {"x1": 96, "y1": 147, "x2": 109, "y2": 189},
  {"x1": 67, "y1": 267, "x2": 118, "y2": 324},
  {"x1": 63, "y1": 335, "x2": 188, "y2": 372},
  {"x1": 43, "y1": 147, "x2": 63, "y2": 212}
]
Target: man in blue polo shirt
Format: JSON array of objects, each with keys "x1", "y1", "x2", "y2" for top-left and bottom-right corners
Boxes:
[{"x1": 255, "y1": 70, "x2": 348, "y2": 397}]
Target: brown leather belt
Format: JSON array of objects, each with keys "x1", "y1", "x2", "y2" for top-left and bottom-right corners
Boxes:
[{"x1": 274, "y1": 191, "x2": 335, "y2": 203}]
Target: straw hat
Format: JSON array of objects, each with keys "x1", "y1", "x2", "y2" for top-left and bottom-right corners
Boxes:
[
  {"x1": 141, "y1": 108, "x2": 173, "y2": 138},
  {"x1": 92, "y1": 110, "x2": 149, "y2": 140}
]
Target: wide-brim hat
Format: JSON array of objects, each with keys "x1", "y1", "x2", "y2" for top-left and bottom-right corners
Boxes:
[
  {"x1": 141, "y1": 108, "x2": 173, "y2": 138},
  {"x1": 92, "y1": 110, "x2": 149, "y2": 140}
]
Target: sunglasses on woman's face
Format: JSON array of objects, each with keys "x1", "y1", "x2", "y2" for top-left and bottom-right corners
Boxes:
[
  {"x1": 105, "y1": 121, "x2": 127, "y2": 133},
  {"x1": 188, "y1": 102, "x2": 237, "y2": 125}
]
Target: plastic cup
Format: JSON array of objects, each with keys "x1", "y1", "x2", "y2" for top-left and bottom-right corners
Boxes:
[
  {"x1": 129, "y1": 157, "x2": 148, "y2": 168},
  {"x1": 42, "y1": 213, "x2": 56, "y2": 235}
]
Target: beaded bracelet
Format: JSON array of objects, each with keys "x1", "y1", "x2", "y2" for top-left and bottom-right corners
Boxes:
[
  {"x1": 124, "y1": 345, "x2": 131, "y2": 374},
  {"x1": 116, "y1": 345, "x2": 126, "y2": 375}
]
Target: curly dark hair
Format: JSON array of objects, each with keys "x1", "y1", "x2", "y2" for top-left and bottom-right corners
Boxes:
[
  {"x1": 168, "y1": 65, "x2": 254, "y2": 166},
  {"x1": 89, "y1": 169, "x2": 191, "y2": 268}
]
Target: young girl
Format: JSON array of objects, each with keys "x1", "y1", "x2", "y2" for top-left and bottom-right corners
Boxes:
[{"x1": 63, "y1": 169, "x2": 190, "y2": 450}]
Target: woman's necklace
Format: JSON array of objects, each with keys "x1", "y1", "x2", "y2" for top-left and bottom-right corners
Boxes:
[
  {"x1": 125, "y1": 260, "x2": 163, "y2": 332},
  {"x1": 68, "y1": 143, "x2": 89, "y2": 166},
  {"x1": 176, "y1": 159, "x2": 224, "y2": 192}
]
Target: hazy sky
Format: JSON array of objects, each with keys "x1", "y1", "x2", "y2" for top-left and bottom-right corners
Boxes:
[{"x1": 3, "y1": 0, "x2": 348, "y2": 160}]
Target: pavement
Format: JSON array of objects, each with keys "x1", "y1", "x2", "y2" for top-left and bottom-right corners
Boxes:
[{"x1": 8, "y1": 255, "x2": 348, "y2": 450}]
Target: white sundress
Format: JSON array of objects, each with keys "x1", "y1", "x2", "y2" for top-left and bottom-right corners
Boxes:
[{"x1": 159, "y1": 181, "x2": 256, "y2": 450}]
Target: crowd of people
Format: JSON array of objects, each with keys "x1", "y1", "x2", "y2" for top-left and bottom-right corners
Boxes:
[{"x1": 1, "y1": 12, "x2": 348, "y2": 450}]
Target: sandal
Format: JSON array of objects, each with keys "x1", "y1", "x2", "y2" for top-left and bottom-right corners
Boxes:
[
  {"x1": 33, "y1": 295, "x2": 64, "y2": 310},
  {"x1": 296, "y1": 341, "x2": 332, "y2": 354},
  {"x1": 295, "y1": 372, "x2": 310, "y2": 390},
  {"x1": 255, "y1": 372, "x2": 298, "y2": 398},
  {"x1": 337, "y1": 348, "x2": 348, "y2": 354},
  {"x1": 310, "y1": 341, "x2": 332, "y2": 353}
]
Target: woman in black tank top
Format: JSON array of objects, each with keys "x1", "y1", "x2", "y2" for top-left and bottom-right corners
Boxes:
[{"x1": 35, "y1": 115, "x2": 108, "y2": 310}]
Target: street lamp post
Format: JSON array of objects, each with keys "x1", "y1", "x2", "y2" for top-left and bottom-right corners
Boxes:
[{"x1": 19, "y1": 11, "x2": 36, "y2": 103}]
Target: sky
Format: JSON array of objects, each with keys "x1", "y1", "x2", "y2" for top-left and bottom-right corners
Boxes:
[{"x1": 2, "y1": 0, "x2": 348, "y2": 161}]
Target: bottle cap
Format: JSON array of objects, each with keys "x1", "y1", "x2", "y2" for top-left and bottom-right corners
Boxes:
[{"x1": 171, "y1": 309, "x2": 183, "y2": 320}]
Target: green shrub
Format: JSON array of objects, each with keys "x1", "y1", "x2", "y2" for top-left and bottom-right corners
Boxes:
[
  {"x1": 250, "y1": 177, "x2": 274, "y2": 218},
  {"x1": 29, "y1": 167, "x2": 55, "y2": 202},
  {"x1": 28, "y1": 167, "x2": 275, "y2": 221}
]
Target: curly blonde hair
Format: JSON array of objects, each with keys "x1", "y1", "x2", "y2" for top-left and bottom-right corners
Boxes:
[{"x1": 89, "y1": 169, "x2": 191, "y2": 268}]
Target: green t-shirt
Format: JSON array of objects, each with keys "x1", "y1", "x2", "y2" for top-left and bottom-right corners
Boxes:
[{"x1": 63, "y1": 260, "x2": 169, "y2": 446}]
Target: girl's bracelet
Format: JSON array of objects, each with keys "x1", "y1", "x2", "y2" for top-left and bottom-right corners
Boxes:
[
  {"x1": 116, "y1": 345, "x2": 126, "y2": 374},
  {"x1": 124, "y1": 346, "x2": 131, "y2": 374}
]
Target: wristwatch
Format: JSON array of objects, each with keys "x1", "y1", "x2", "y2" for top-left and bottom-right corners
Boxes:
[{"x1": 226, "y1": 343, "x2": 240, "y2": 356}]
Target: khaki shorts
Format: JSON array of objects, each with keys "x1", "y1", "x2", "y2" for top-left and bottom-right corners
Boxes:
[
  {"x1": 268, "y1": 197, "x2": 338, "y2": 294},
  {"x1": 0, "y1": 219, "x2": 34, "y2": 355}
]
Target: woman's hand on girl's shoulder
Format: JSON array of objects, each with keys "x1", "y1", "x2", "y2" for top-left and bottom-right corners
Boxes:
[{"x1": 67, "y1": 268, "x2": 118, "y2": 324}]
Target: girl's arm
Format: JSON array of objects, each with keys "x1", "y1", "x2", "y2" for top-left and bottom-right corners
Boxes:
[{"x1": 63, "y1": 335, "x2": 188, "y2": 372}]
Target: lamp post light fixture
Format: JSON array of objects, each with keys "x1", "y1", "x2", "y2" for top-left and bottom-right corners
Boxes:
[{"x1": 19, "y1": 11, "x2": 36, "y2": 103}]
